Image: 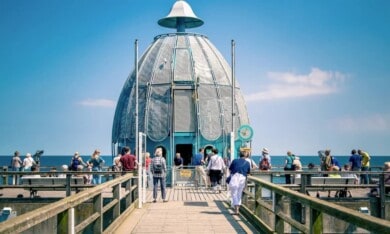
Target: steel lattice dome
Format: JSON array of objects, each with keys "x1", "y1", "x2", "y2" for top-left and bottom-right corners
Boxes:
[{"x1": 112, "y1": 1, "x2": 250, "y2": 163}]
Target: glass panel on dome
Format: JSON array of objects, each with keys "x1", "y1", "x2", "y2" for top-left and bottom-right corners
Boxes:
[
  {"x1": 152, "y1": 36, "x2": 175, "y2": 84},
  {"x1": 174, "y1": 48, "x2": 192, "y2": 82},
  {"x1": 190, "y1": 37, "x2": 213, "y2": 84},
  {"x1": 147, "y1": 85, "x2": 171, "y2": 141},
  {"x1": 174, "y1": 89, "x2": 195, "y2": 132},
  {"x1": 198, "y1": 84, "x2": 222, "y2": 140}
]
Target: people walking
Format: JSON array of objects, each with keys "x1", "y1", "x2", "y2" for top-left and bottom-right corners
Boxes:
[
  {"x1": 228, "y1": 150, "x2": 250, "y2": 215},
  {"x1": 88, "y1": 149, "x2": 104, "y2": 184},
  {"x1": 151, "y1": 147, "x2": 167, "y2": 202},
  {"x1": 207, "y1": 148, "x2": 226, "y2": 193},
  {"x1": 144, "y1": 152, "x2": 152, "y2": 188},
  {"x1": 358, "y1": 149, "x2": 371, "y2": 184},
  {"x1": 193, "y1": 147, "x2": 208, "y2": 188}
]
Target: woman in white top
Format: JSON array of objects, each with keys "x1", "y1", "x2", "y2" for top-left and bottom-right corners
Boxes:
[
  {"x1": 22, "y1": 153, "x2": 36, "y2": 172},
  {"x1": 207, "y1": 148, "x2": 226, "y2": 193}
]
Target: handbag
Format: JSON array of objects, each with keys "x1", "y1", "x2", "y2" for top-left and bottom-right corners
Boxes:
[{"x1": 226, "y1": 175, "x2": 231, "y2": 184}]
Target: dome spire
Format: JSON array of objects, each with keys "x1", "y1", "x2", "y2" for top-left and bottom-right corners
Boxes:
[{"x1": 158, "y1": 0, "x2": 204, "y2": 32}]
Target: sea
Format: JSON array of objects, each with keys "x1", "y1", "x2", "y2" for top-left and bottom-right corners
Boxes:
[{"x1": 1, "y1": 154, "x2": 390, "y2": 170}]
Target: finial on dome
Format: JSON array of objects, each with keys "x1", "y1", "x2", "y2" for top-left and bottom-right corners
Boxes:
[{"x1": 158, "y1": 0, "x2": 204, "y2": 32}]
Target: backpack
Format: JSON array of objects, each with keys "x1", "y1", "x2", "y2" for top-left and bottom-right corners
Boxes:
[
  {"x1": 71, "y1": 158, "x2": 80, "y2": 171},
  {"x1": 153, "y1": 158, "x2": 163, "y2": 174},
  {"x1": 259, "y1": 159, "x2": 270, "y2": 170}
]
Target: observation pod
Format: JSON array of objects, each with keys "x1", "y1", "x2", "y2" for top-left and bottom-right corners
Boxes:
[{"x1": 112, "y1": 0, "x2": 250, "y2": 167}]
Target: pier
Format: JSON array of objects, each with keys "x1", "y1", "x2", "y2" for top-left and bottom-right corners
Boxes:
[{"x1": 0, "y1": 170, "x2": 390, "y2": 233}]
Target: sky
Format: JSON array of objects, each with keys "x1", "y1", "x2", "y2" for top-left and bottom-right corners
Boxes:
[{"x1": 1, "y1": 0, "x2": 389, "y2": 156}]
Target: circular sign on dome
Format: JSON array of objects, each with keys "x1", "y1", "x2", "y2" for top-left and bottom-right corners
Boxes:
[{"x1": 237, "y1": 125, "x2": 253, "y2": 141}]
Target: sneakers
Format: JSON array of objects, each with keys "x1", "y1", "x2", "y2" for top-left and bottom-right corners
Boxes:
[
  {"x1": 163, "y1": 199, "x2": 168, "y2": 203},
  {"x1": 153, "y1": 199, "x2": 156, "y2": 203}
]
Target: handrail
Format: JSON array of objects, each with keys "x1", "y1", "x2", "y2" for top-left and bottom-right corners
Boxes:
[
  {"x1": 241, "y1": 175, "x2": 390, "y2": 233},
  {"x1": 0, "y1": 173, "x2": 138, "y2": 234}
]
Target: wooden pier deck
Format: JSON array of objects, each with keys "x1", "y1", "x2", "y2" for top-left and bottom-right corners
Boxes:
[{"x1": 115, "y1": 187, "x2": 258, "y2": 234}]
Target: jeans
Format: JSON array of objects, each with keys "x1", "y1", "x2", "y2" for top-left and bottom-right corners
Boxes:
[
  {"x1": 361, "y1": 166, "x2": 370, "y2": 184},
  {"x1": 153, "y1": 177, "x2": 166, "y2": 200},
  {"x1": 92, "y1": 167, "x2": 101, "y2": 184},
  {"x1": 12, "y1": 167, "x2": 21, "y2": 185}
]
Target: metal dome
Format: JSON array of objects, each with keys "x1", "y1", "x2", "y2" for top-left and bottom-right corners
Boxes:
[{"x1": 112, "y1": 1, "x2": 250, "y2": 164}]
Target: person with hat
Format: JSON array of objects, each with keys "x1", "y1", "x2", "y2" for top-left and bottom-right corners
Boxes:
[
  {"x1": 240, "y1": 147, "x2": 258, "y2": 170},
  {"x1": 261, "y1": 148, "x2": 271, "y2": 164},
  {"x1": 22, "y1": 153, "x2": 36, "y2": 172}
]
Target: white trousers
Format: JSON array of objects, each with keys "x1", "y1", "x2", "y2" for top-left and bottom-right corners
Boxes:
[{"x1": 228, "y1": 173, "x2": 246, "y2": 206}]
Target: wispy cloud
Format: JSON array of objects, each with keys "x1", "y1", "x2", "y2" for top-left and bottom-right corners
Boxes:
[
  {"x1": 78, "y1": 98, "x2": 116, "y2": 108},
  {"x1": 330, "y1": 114, "x2": 390, "y2": 132},
  {"x1": 245, "y1": 68, "x2": 347, "y2": 102}
]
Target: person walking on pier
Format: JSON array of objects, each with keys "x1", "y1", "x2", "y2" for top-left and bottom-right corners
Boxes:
[
  {"x1": 151, "y1": 147, "x2": 167, "y2": 202},
  {"x1": 193, "y1": 147, "x2": 208, "y2": 189},
  {"x1": 207, "y1": 148, "x2": 226, "y2": 193},
  {"x1": 228, "y1": 150, "x2": 250, "y2": 215},
  {"x1": 358, "y1": 149, "x2": 371, "y2": 184}
]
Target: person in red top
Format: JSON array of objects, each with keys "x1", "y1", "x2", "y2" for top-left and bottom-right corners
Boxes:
[
  {"x1": 144, "y1": 152, "x2": 152, "y2": 188},
  {"x1": 120, "y1": 147, "x2": 138, "y2": 172}
]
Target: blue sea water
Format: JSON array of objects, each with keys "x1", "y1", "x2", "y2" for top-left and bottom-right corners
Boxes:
[
  {"x1": 0, "y1": 155, "x2": 114, "y2": 169},
  {"x1": 251, "y1": 155, "x2": 390, "y2": 170}
]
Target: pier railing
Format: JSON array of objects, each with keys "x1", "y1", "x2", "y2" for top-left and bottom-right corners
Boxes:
[
  {"x1": 0, "y1": 173, "x2": 138, "y2": 234},
  {"x1": 241, "y1": 175, "x2": 390, "y2": 233}
]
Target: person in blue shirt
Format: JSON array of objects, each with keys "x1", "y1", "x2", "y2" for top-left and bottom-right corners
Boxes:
[
  {"x1": 174, "y1": 153, "x2": 183, "y2": 169},
  {"x1": 228, "y1": 150, "x2": 250, "y2": 215},
  {"x1": 349, "y1": 149, "x2": 362, "y2": 172},
  {"x1": 193, "y1": 148, "x2": 208, "y2": 188}
]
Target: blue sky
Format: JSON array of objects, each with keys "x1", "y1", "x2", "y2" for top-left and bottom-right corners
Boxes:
[{"x1": 1, "y1": 0, "x2": 389, "y2": 156}]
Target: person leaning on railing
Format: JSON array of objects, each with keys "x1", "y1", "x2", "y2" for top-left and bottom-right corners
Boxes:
[
  {"x1": 384, "y1": 162, "x2": 390, "y2": 194},
  {"x1": 358, "y1": 149, "x2": 371, "y2": 184}
]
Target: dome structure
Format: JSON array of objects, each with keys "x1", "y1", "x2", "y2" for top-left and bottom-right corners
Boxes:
[{"x1": 112, "y1": 0, "x2": 250, "y2": 166}]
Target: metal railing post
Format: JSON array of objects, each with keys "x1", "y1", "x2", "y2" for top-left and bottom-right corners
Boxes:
[
  {"x1": 66, "y1": 173, "x2": 71, "y2": 196},
  {"x1": 68, "y1": 208, "x2": 75, "y2": 234}
]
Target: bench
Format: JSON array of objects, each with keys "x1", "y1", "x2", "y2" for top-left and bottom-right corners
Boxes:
[
  {"x1": 294, "y1": 177, "x2": 357, "y2": 197},
  {"x1": 21, "y1": 176, "x2": 88, "y2": 198}
]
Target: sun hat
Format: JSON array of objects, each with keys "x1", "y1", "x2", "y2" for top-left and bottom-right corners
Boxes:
[{"x1": 262, "y1": 148, "x2": 269, "y2": 154}]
